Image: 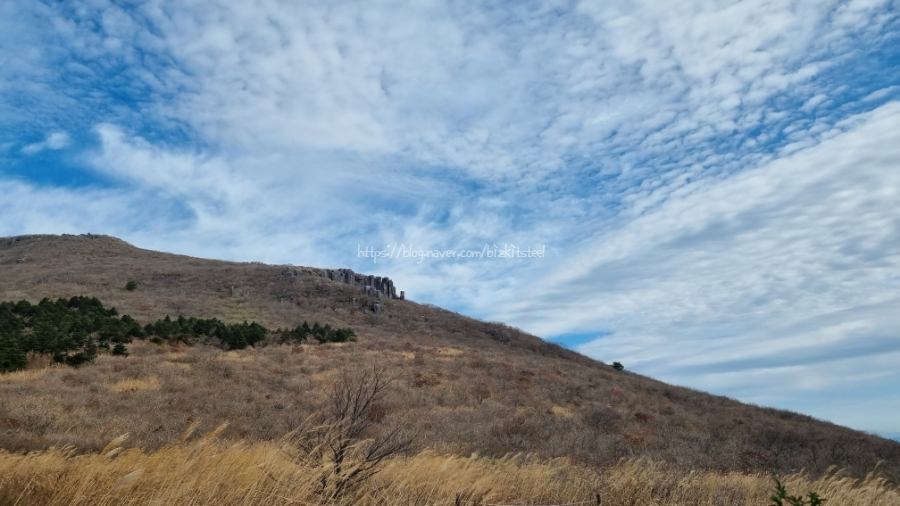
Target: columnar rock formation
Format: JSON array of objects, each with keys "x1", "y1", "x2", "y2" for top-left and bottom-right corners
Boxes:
[
  {"x1": 318, "y1": 268, "x2": 400, "y2": 299},
  {"x1": 279, "y1": 267, "x2": 402, "y2": 300}
]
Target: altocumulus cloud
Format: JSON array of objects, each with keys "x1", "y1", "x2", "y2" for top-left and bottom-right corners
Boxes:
[{"x1": 0, "y1": 0, "x2": 898, "y2": 436}]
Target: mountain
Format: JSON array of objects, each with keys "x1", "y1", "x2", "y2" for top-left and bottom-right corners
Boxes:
[{"x1": 1, "y1": 233, "x2": 898, "y2": 482}]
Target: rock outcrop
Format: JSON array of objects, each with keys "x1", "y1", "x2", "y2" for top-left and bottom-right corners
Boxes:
[
  {"x1": 320, "y1": 268, "x2": 400, "y2": 299},
  {"x1": 282, "y1": 267, "x2": 404, "y2": 300}
]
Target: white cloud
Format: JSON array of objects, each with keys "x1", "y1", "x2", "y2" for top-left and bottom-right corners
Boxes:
[
  {"x1": 488, "y1": 102, "x2": 900, "y2": 431},
  {"x1": 10, "y1": 0, "x2": 882, "y2": 182},
  {"x1": 21, "y1": 131, "x2": 69, "y2": 154},
  {"x1": 863, "y1": 85, "x2": 899, "y2": 102},
  {"x1": 0, "y1": 177, "x2": 154, "y2": 236}
]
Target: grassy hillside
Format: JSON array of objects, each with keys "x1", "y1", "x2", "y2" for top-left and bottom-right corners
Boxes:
[{"x1": 1, "y1": 234, "x2": 898, "y2": 487}]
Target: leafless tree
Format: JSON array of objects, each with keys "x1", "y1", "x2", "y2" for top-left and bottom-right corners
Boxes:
[{"x1": 293, "y1": 367, "x2": 414, "y2": 502}]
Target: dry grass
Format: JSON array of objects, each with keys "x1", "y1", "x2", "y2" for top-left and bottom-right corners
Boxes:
[
  {"x1": 109, "y1": 376, "x2": 161, "y2": 393},
  {"x1": 3, "y1": 338, "x2": 897, "y2": 484},
  {"x1": 0, "y1": 430, "x2": 897, "y2": 506},
  {"x1": 1, "y1": 234, "x2": 899, "y2": 483},
  {"x1": 0, "y1": 368, "x2": 54, "y2": 383}
]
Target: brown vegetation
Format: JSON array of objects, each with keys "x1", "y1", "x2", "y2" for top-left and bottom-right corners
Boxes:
[
  {"x1": 1, "y1": 233, "x2": 899, "y2": 486},
  {"x1": 0, "y1": 431, "x2": 898, "y2": 506}
]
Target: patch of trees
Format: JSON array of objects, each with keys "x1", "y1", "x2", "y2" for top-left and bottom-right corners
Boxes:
[
  {"x1": 143, "y1": 315, "x2": 268, "y2": 350},
  {"x1": 0, "y1": 297, "x2": 138, "y2": 372},
  {"x1": 144, "y1": 317, "x2": 355, "y2": 347},
  {"x1": 278, "y1": 321, "x2": 356, "y2": 344},
  {"x1": 0, "y1": 297, "x2": 357, "y2": 373}
]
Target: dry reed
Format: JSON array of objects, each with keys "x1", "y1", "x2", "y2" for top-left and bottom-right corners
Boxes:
[{"x1": 0, "y1": 430, "x2": 897, "y2": 506}]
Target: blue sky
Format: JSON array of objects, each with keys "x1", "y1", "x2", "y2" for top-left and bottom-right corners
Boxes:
[{"x1": 1, "y1": 0, "x2": 899, "y2": 437}]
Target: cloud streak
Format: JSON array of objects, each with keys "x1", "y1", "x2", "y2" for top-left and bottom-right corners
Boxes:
[{"x1": 22, "y1": 132, "x2": 70, "y2": 154}]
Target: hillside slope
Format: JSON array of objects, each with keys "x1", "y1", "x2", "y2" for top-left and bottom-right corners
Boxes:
[{"x1": 1, "y1": 233, "x2": 897, "y2": 481}]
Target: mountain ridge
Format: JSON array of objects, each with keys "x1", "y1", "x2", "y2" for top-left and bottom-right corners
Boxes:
[{"x1": 1, "y1": 233, "x2": 898, "y2": 482}]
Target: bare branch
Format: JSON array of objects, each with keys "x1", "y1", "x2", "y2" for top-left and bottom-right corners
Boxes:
[{"x1": 290, "y1": 366, "x2": 413, "y2": 503}]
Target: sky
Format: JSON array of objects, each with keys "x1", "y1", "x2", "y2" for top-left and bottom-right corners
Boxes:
[{"x1": 1, "y1": 0, "x2": 899, "y2": 439}]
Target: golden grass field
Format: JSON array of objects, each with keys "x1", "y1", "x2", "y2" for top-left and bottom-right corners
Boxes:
[{"x1": 0, "y1": 427, "x2": 898, "y2": 506}]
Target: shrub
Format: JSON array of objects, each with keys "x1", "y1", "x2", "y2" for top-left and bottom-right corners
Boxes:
[
  {"x1": 612, "y1": 361, "x2": 624, "y2": 371},
  {"x1": 770, "y1": 477, "x2": 826, "y2": 506},
  {"x1": 111, "y1": 342, "x2": 129, "y2": 357},
  {"x1": 125, "y1": 280, "x2": 138, "y2": 291}
]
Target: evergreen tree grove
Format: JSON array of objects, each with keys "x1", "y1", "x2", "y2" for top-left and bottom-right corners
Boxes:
[{"x1": 0, "y1": 296, "x2": 358, "y2": 373}]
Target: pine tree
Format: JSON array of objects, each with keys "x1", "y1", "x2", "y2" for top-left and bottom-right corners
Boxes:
[{"x1": 111, "y1": 342, "x2": 129, "y2": 357}]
